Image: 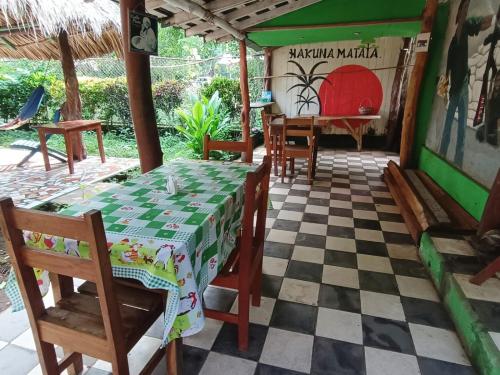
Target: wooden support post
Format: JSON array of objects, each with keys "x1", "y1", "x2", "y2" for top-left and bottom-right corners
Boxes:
[
  {"x1": 477, "y1": 169, "x2": 500, "y2": 237},
  {"x1": 385, "y1": 37, "x2": 413, "y2": 151},
  {"x1": 239, "y1": 39, "x2": 252, "y2": 163},
  {"x1": 263, "y1": 48, "x2": 273, "y2": 92},
  {"x1": 120, "y1": 0, "x2": 163, "y2": 173},
  {"x1": 399, "y1": 0, "x2": 438, "y2": 168},
  {"x1": 58, "y1": 30, "x2": 86, "y2": 161}
]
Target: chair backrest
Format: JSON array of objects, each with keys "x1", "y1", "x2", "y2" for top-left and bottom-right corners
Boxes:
[
  {"x1": 261, "y1": 111, "x2": 285, "y2": 157},
  {"x1": 239, "y1": 156, "x2": 271, "y2": 271},
  {"x1": 18, "y1": 86, "x2": 45, "y2": 121},
  {"x1": 0, "y1": 198, "x2": 126, "y2": 362},
  {"x1": 283, "y1": 116, "x2": 315, "y2": 139},
  {"x1": 203, "y1": 134, "x2": 254, "y2": 161}
]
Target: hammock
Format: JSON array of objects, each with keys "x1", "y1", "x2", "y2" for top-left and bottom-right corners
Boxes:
[
  {"x1": 0, "y1": 86, "x2": 46, "y2": 130},
  {"x1": 10, "y1": 109, "x2": 66, "y2": 167}
]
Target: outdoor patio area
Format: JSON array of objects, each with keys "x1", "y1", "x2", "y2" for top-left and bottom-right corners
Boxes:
[
  {"x1": 0, "y1": 147, "x2": 139, "y2": 208},
  {"x1": 0, "y1": 0, "x2": 499, "y2": 373},
  {"x1": 0, "y1": 148, "x2": 480, "y2": 375}
]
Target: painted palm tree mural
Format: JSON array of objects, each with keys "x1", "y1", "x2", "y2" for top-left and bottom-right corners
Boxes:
[{"x1": 286, "y1": 60, "x2": 332, "y2": 114}]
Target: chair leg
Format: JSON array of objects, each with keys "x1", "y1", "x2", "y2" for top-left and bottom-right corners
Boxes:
[
  {"x1": 307, "y1": 156, "x2": 313, "y2": 185},
  {"x1": 238, "y1": 287, "x2": 250, "y2": 351},
  {"x1": 37, "y1": 342, "x2": 60, "y2": 375},
  {"x1": 66, "y1": 351, "x2": 83, "y2": 375},
  {"x1": 251, "y1": 257, "x2": 263, "y2": 307},
  {"x1": 281, "y1": 151, "x2": 286, "y2": 183},
  {"x1": 16, "y1": 148, "x2": 38, "y2": 167},
  {"x1": 290, "y1": 158, "x2": 295, "y2": 175},
  {"x1": 111, "y1": 352, "x2": 130, "y2": 375}
]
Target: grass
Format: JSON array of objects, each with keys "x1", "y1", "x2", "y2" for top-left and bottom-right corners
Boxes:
[{"x1": 0, "y1": 128, "x2": 195, "y2": 161}]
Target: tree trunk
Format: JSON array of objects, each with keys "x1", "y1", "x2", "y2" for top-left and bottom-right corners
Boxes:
[
  {"x1": 239, "y1": 39, "x2": 252, "y2": 163},
  {"x1": 58, "y1": 30, "x2": 86, "y2": 160},
  {"x1": 385, "y1": 38, "x2": 414, "y2": 151},
  {"x1": 119, "y1": 0, "x2": 163, "y2": 173},
  {"x1": 399, "y1": 0, "x2": 438, "y2": 168}
]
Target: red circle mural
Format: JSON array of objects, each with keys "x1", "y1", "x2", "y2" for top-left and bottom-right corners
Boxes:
[{"x1": 319, "y1": 64, "x2": 383, "y2": 129}]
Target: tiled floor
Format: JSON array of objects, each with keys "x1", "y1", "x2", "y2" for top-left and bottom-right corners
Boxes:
[
  {"x1": 0, "y1": 147, "x2": 139, "y2": 208},
  {"x1": 0, "y1": 149, "x2": 479, "y2": 374}
]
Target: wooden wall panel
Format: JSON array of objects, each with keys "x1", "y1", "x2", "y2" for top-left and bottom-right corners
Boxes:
[{"x1": 271, "y1": 37, "x2": 404, "y2": 135}]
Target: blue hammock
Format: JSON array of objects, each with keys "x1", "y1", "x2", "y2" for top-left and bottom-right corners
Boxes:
[
  {"x1": 10, "y1": 109, "x2": 66, "y2": 167},
  {"x1": 1, "y1": 86, "x2": 46, "y2": 130}
]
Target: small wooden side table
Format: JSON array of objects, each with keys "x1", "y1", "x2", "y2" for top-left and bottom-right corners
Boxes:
[{"x1": 37, "y1": 120, "x2": 105, "y2": 174}]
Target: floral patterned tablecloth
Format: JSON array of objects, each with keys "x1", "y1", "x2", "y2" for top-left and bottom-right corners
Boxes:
[{"x1": 6, "y1": 159, "x2": 257, "y2": 345}]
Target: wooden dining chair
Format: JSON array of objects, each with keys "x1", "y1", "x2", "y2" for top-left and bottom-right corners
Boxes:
[
  {"x1": 203, "y1": 156, "x2": 271, "y2": 351},
  {"x1": 261, "y1": 111, "x2": 287, "y2": 176},
  {"x1": 0, "y1": 197, "x2": 181, "y2": 375},
  {"x1": 203, "y1": 134, "x2": 254, "y2": 162},
  {"x1": 281, "y1": 116, "x2": 316, "y2": 184}
]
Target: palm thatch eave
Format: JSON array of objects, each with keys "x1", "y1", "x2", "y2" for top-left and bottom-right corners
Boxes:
[{"x1": 0, "y1": 0, "x2": 123, "y2": 60}]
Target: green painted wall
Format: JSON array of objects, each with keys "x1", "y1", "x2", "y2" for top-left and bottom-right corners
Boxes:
[
  {"x1": 413, "y1": 3, "x2": 490, "y2": 221},
  {"x1": 418, "y1": 147, "x2": 489, "y2": 221},
  {"x1": 249, "y1": 0, "x2": 425, "y2": 47}
]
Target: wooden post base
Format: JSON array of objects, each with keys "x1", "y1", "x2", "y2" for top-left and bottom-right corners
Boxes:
[{"x1": 470, "y1": 257, "x2": 500, "y2": 285}]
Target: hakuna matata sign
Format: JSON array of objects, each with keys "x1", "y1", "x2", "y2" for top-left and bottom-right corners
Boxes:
[{"x1": 288, "y1": 44, "x2": 380, "y2": 60}]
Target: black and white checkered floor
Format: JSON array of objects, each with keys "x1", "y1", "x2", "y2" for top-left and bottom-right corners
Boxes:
[
  {"x1": 0, "y1": 149, "x2": 478, "y2": 374},
  {"x1": 177, "y1": 149, "x2": 477, "y2": 375}
]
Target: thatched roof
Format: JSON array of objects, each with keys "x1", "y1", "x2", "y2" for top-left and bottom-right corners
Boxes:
[{"x1": 0, "y1": 0, "x2": 123, "y2": 60}]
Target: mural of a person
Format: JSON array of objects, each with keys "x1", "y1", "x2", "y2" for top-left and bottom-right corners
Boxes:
[
  {"x1": 475, "y1": 5, "x2": 500, "y2": 146},
  {"x1": 439, "y1": 0, "x2": 493, "y2": 166}
]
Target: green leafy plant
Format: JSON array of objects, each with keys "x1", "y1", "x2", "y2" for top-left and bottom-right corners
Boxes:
[
  {"x1": 201, "y1": 77, "x2": 241, "y2": 117},
  {"x1": 175, "y1": 91, "x2": 230, "y2": 156},
  {"x1": 153, "y1": 80, "x2": 185, "y2": 117},
  {"x1": 0, "y1": 71, "x2": 63, "y2": 122},
  {"x1": 101, "y1": 80, "x2": 131, "y2": 125}
]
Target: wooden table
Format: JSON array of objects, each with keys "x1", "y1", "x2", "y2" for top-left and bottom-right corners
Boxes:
[
  {"x1": 6, "y1": 159, "x2": 258, "y2": 346},
  {"x1": 37, "y1": 120, "x2": 105, "y2": 174},
  {"x1": 271, "y1": 115, "x2": 381, "y2": 151},
  {"x1": 269, "y1": 115, "x2": 381, "y2": 177}
]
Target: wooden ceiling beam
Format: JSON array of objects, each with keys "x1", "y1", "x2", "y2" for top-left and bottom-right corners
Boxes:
[
  {"x1": 147, "y1": 0, "x2": 179, "y2": 14},
  {"x1": 205, "y1": 0, "x2": 321, "y2": 41},
  {"x1": 163, "y1": 0, "x2": 246, "y2": 40},
  {"x1": 165, "y1": 0, "x2": 254, "y2": 26},
  {"x1": 186, "y1": 0, "x2": 286, "y2": 37}
]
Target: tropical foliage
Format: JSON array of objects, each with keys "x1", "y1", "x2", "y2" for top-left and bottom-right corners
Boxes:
[
  {"x1": 153, "y1": 80, "x2": 185, "y2": 117},
  {"x1": 175, "y1": 91, "x2": 230, "y2": 156},
  {"x1": 201, "y1": 77, "x2": 241, "y2": 117},
  {"x1": 0, "y1": 72, "x2": 185, "y2": 126}
]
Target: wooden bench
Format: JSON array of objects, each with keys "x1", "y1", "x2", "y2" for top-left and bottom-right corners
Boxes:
[
  {"x1": 383, "y1": 161, "x2": 478, "y2": 243},
  {"x1": 470, "y1": 170, "x2": 500, "y2": 285}
]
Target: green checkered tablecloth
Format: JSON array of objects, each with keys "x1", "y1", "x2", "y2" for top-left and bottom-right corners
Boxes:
[{"x1": 5, "y1": 159, "x2": 257, "y2": 345}]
